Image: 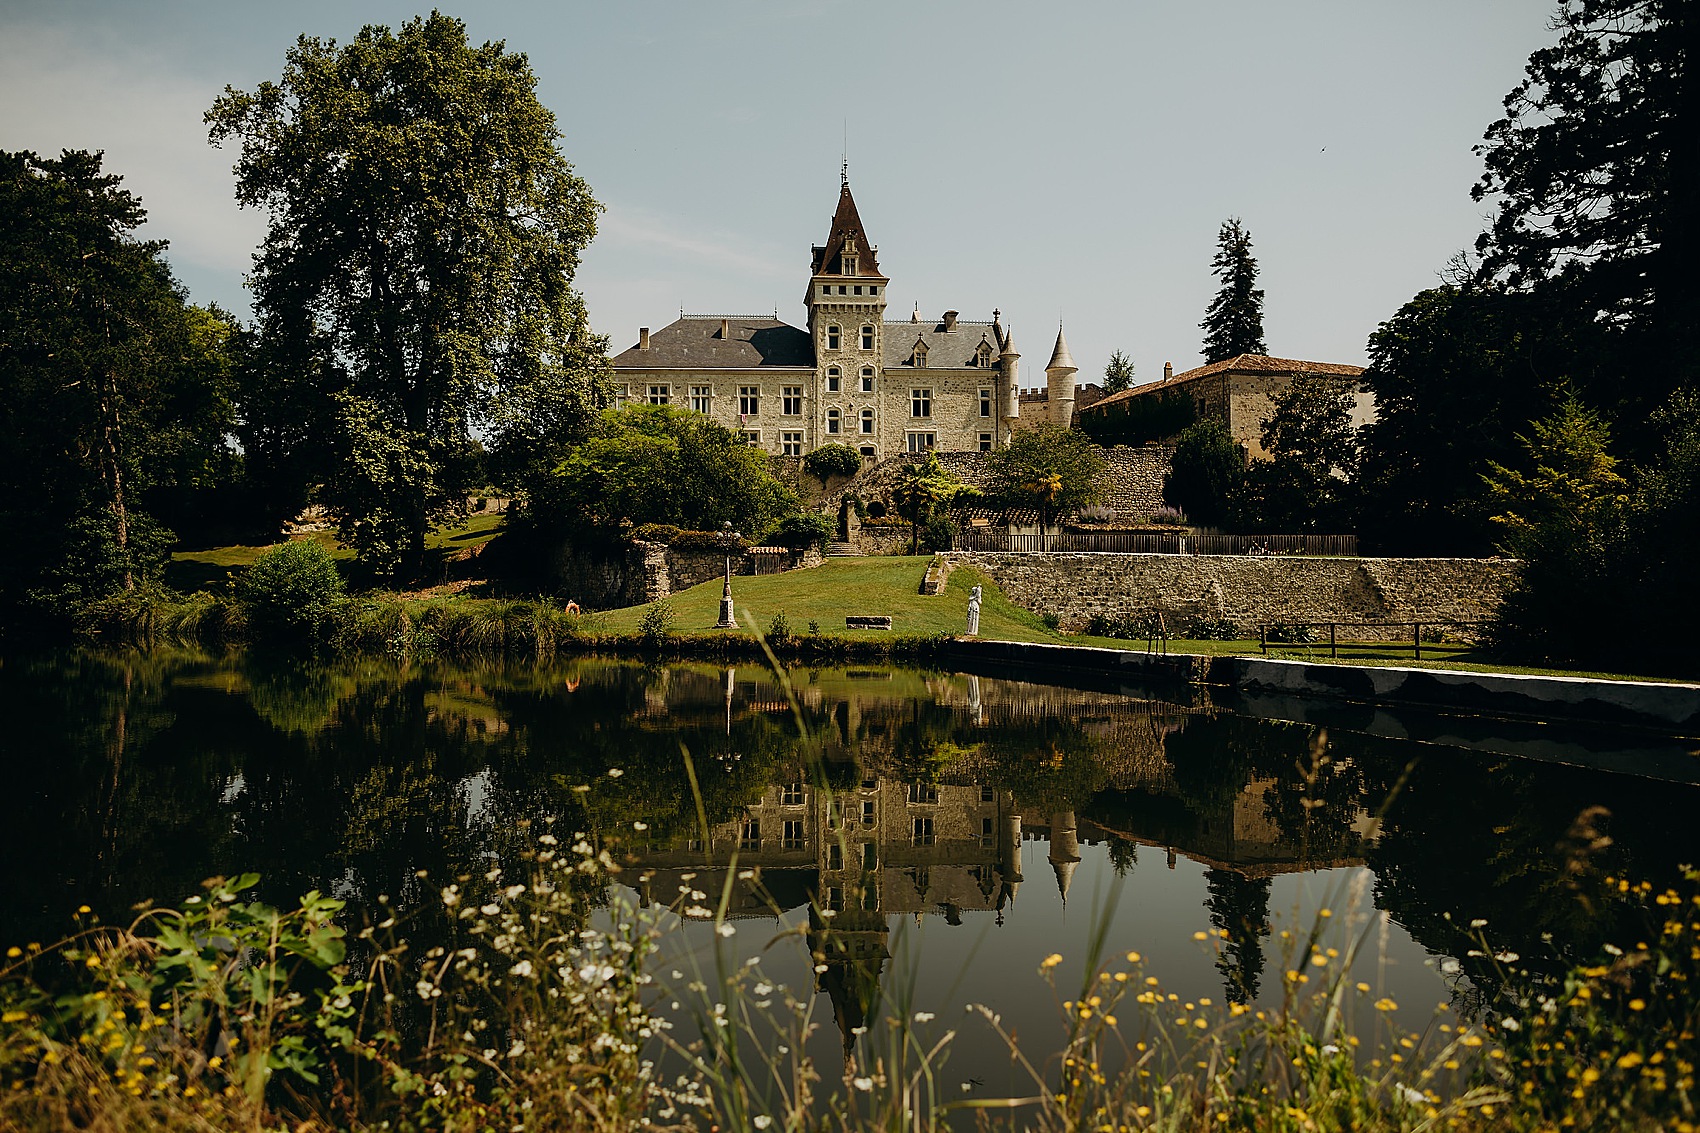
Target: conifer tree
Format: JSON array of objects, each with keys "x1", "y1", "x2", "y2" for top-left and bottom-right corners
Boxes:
[
  {"x1": 1199, "y1": 218, "x2": 1267, "y2": 364},
  {"x1": 1102, "y1": 349, "x2": 1135, "y2": 394}
]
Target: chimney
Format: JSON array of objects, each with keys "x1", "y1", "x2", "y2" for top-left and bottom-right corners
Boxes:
[
  {"x1": 1163, "y1": 361, "x2": 1173, "y2": 380},
  {"x1": 720, "y1": 318, "x2": 730, "y2": 339},
  {"x1": 639, "y1": 327, "x2": 650, "y2": 351},
  {"x1": 943, "y1": 310, "x2": 959, "y2": 331}
]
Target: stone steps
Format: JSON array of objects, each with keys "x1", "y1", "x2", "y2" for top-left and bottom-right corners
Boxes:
[{"x1": 825, "y1": 542, "x2": 860, "y2": 556}]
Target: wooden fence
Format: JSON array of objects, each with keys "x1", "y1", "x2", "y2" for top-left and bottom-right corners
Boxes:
[
  {"x1": 952, "y1": 531, "x2": 1359, "y2": 556},
  {"x1": 1258, "y1": 620, "x2": 1488, "y2": 660}
]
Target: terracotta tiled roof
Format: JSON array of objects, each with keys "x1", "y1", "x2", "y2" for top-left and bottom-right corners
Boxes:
[
  {"x1": 1081, "y1": 354, "x2": 1367, "y2": 414},
  {"x1": 611, "y1": 318, "x2": 815, "y2": 370},
  {"x1": 810, "y1": 181, "x2": 884, "y2": 278}
]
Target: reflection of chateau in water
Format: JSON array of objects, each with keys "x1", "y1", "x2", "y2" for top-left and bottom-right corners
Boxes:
[{"x1": 623, "y1": 666, "x2": 1383, "y2": 1036}]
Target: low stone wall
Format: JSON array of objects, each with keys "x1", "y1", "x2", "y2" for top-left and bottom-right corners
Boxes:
[
  {"x1": 549, "y1": 540, "x2": 822, "y2": 608},
  {"x1": 943, "y1": 551, "x2": 1519, "y2": 636}
]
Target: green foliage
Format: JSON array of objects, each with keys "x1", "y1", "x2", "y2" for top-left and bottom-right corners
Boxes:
[
  {"x1": 538, "y1": 404, "x2": 797, "y2": 536},
  {"x1": 638, "y1": 600, "x2": 674, "y2": 645},
  {"x1": 891, "y1": 452, "x2": 980, "y2": 553},
  {"x1": 1236, "y1": 373, "x2": 1363, "y2": 531},
  {"x1": 1473, "y1": 1, "x2": 1696, "y2": 393},
  {"x1": 764, "y1": 511, "x2": 832, "y2": 551},
  {"x1": 986, "y1": 425, "x2": 1106, "y2": 528},
  {"x1": 237, "y1": 539, "x2": 347, "y2": 642},
  {"x1": 1482, "y1": 397, "x2": 1629, "y2": 555},
  {"x1": 1164, "y1": 420, "x2": 1244, "y2": 526},
  {"x1": 1077, "y1": 387, "x2": 1196, "y2": 446},
  {"x1": 207, "y1": 14, "x2": 608, "y2": 578},
  {"x1": 1491, "y1": 391, "x2": 1699, "y2": 672},
  {"x1": 1200, "y1": 217, "x2": 1267, "y2": 363},
  {"x1": 1101, "y1": 349, "x2": 1135, "y2": 394},
  {"x1": 801, "y1": 442, "x2": 863, "y2": 483},
  {"x1": 767, "y1": 609, "x2": 792, "y2": 643},
  {"x1": 919, "y1": 513, "x2": 957, "y2": 554},
  {"x1": 0, "y1": 150, "x2": 239, "y2": 625}
]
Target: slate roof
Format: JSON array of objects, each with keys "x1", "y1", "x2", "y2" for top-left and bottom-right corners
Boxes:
[
  {"x1": 611, "y1": 318, "x2": 815, "y2": 370},
  {"x1": 883, "y1": 318, "x2": 1009, "y2": 371},
  {"x1": 1081, "y1": 353, "x2": 1367, "y2": 414},
  {"x1": 810, "y1": 181, "x2": 884, "y2": 278}
]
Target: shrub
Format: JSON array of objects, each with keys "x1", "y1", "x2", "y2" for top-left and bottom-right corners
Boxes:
[
  {"x1": 630, "y1": 522, "x2": 684, "y2": 544},
  {"x1": 638, "y1": 600, "x2": 674, "y2": 645},
  {"x1": 667, "y1": 529, "x2": 747, "y2": 553},
  {"x1": 1165, "y1": 420, "x2": 1245, "y2": 526},
  {"x1": 1076, "y1": 505, "x2": 1117, "y2": 523},
  {"x1": 801, "y1": 442, "x2": 863, "y2": 483},
  {"x1": 767, "y1": 610, "x2": 792, "y2": 643},
  {"x1": 1040, "y1": 611, "x2": 1062, "y2": 631},
  {"x1": 236, "y1": 540, "x2": 346, "y2": 642},
  {"x1": 764, "y1": 511, "x2": 832, "y2": 551},
  {"x1": 1265, "y1": 621, "x2": 1320, "y2": 644},
  {"x1": 1188, "y1": 616, "x2": 1239, "y2": 640},
  {"x1": 919, "y1": 514, "x2": 957, "y2": 553},
  {"x1": 1149, "y1": 505, "x2": 1189, "y2": 526}
]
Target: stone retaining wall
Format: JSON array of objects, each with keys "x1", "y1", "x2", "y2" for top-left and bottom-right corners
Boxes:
[
  {"x1": 944, "y1": 551, "x2": 1519, "y2": 636},
  {"x1": 549, "y1": 540, "x2": 822, "y2": 608}
]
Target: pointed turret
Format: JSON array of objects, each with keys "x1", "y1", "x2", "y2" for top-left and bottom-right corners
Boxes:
[
  {"x1": 810, "y1": 181, "x2": 882, "y2": 278},
  {"x1": 1049, "y1": 810, "x2": 1082, "y2": 904},
  {"x1": 1046, "y1": 325, "x2": 1078, "y2": 428},
  {"x1": 998, "y1": 326, "x2": 1021, "y2": 441}
]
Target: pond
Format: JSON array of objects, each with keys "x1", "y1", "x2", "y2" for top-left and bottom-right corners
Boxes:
[{"x1": 2, "y1": 649, "x2": 1695, "y2": 1100}]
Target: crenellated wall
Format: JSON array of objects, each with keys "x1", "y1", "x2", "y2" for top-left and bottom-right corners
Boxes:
[{"x1": 943, "y1": 552, "x2": 1519, "y2": 637}]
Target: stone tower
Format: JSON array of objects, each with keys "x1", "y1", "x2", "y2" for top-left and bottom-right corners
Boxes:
[
  {"x1": 1046, "y1": 325, "x2": 1078, "y2": 427},
  {"x1": 807, "y1": 176, "x2": 888, "y2": 443},
  {"x1": 998, "y1": 326, "x2": 1020, "y2": 444}
]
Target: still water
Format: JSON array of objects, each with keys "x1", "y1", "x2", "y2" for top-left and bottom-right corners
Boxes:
[{"x1": 2, "y1": 649, "x2": 1695, "y2": 1090}]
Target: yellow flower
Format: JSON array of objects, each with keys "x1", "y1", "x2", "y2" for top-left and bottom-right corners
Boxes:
[
  {"x1": 1041, "y1": 953, "x2": 1063, "y2": 970},
  {"x1": 1374, "y1": 998, "x2": 1398, "y2": 1012},
  {"x1": 1125, "y1": 951, "x2": 1141, "y2": 964}
]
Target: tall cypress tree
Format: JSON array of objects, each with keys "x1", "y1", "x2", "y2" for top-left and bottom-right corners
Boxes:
[{"x1": 1199, "y1": 218, "x2": 1268, "y2": 363}]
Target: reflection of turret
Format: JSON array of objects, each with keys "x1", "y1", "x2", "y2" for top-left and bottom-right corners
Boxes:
[
  {"x1": 1049, "y1": 810, "x2": 1081, "y2": 904},
  {"x1": 996, "y1": 810, "x2": 1024, "y2": 921},
  {"x1": 807, "y1": 885, "x2": 889, "y2": 1062}
]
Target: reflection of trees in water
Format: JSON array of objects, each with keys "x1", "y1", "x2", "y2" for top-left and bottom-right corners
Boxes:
[{"x1": 1203, "y1": 868, "x2": 1271, "y2": 1004}]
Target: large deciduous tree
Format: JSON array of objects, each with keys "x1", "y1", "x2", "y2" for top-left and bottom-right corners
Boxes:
[
  {"x1": 0, "y1": 149, "x2": 236, "y2": 621},
  {"x1": 1473, "y1": 0, "x2": 1699, "y2": 396},
  {"x1": 1235, "y1": 372, "x2": 1363, "y2": 531},
  {"x1": 988, "y1": 425, "x2": 1106, "y2": 533},
  {"x1": 207, "y1": 13, "x2": 609, "y2": 577},
  {"x1": 1199, "y1": 218, "x2": 1267, "y2": 364},
  {"x1": 1163, "y1": 420, "x2": 1244, "y2": 526}
]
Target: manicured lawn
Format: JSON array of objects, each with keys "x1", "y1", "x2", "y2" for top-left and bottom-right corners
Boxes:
[
  {"x1": 598, "y1": 556, "x2": 1063, "y2": 643},
  {"x1": 165, "y1": 513, "x2": 506, "y2": 593}
]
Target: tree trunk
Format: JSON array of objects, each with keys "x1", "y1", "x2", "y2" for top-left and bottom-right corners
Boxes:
[{"x1": 99, "y1": 366, "x2": 132, "y2": 591}]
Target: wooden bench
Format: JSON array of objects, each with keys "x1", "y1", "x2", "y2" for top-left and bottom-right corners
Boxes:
[{"x1": 845, "y1": 616, "x2": 893, "y2": 631}]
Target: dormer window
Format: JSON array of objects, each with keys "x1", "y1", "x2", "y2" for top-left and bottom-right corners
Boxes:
[
  {"x1": 842, "y1": 253, "x2": 858, "y2": 275},
  {"x1": 912, "y1": 340, "x2": 929, "y2": 368},
  {"x1": 976, "y1": 340, "x2": 993, "y2": 367}
]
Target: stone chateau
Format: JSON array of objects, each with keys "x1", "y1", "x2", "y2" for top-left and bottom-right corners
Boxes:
[{"x1": 611, "y1": 176, "x2": 1080, "y2": 460}]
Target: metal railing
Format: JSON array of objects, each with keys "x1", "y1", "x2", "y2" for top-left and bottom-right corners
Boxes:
[
  {"x1": 953, "y1": 531, "x2": 1359, "y2": 556},
  {"x1": 1257, "y1": 620, "x2": 1488, "y2": 660}
]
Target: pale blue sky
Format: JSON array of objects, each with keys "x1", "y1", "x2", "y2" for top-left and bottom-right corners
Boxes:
[{"x1": 0, "y1": 0, "x2": 1555, "y2": 383}]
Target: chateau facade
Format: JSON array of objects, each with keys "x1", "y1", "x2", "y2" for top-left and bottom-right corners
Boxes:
[{"x1": 610, "y1": 179, "x2": 1077, "y2": 459}]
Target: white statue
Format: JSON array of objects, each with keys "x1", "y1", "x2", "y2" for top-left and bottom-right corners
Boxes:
[{"x1": 965, "y1": 584, "x2": 982, "y2": 637}]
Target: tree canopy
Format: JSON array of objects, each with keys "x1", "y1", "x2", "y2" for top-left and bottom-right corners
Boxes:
[
  {"x1": 1473, "y1": 0, "x2": 1698, "y2": 392},
  {"x1": 533, "y1": 404, "x2": 797, "y2": 536},
  {"x1": 1236, "y1": 374, "x2": 1363, "y2": 531},
  {"x1": 0, "y1": 149, "x2": 236, "y2": 622},
  {"x1": 207, "y1": 13, "x2": 608, "y2": 577},
  {"x1": 1162, "y1": 420, "x2": 1243, "y2": 526},
  {"x1": 988, "y1": 426, "x2": 1106, "y2": 529},
  {"x1": 1200, "y1": 218, "x2": 1267, "y2": 364}
]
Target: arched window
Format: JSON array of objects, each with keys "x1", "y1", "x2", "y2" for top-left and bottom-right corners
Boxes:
[
  {"x1": 827, "y1": 325, "x2": 840, "y2": 350},
  {"x1": 826, "y1": 366, "x2": 841, "y2": 392},
  {"x1": 976, "y1": 341, "x2": 993, "y2": 367},
  {"x1": 826, "y1": 407, "x2": 841, "y2": 434},
  {"x1": 913, "y1": 341, "x2": 929, "y2": 367},
  {"x1": 860, "y1": 408, "x2": 875, "y2": 435},
  {"x1": 861, "y1": 325, "x2": 875, "y2": 350}
]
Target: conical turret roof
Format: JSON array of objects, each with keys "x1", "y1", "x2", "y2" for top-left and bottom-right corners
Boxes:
[
  {"x1": 810, "y1": 181, "x2": 883, "y2": 277},
  {"x1": 1047, "y1": 325, "x2": 1076, "y2": 372}
]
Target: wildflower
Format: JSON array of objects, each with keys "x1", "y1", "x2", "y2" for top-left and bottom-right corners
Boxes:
[
  {"x1": 442, "y1": 886, "x2": 460, "y2": 907},
  {"x1": 815, "y1": 964, "x2": 828, "y2": 973},
  {"x1": 716, "y1": 924, "x2": 735, "y2": 938},
  {"x1": 607, "y1": 768, "x2": 624, "y2": 778},
  {"x1": 510, "y1": 960, "x2": 535, "y2": 978},
  {"x1": 1375, "y1": 998, "x2": 1398, "y2": 1012},
  {"x1": 1125, "y1": 950, "x2": 1141, "y2": 963},
  {"x1": 1469, "y1": 918, "x2": 1487, "y2": 928},
  {"x1": 1193, "y1": 931, "x2": 1208, "y2": 942},
  {"x1": 1440, "y1": 959, "x2": 1460, "y2": 974},
  {"x1": 4, "y1": 947, "x2": 19, "y2": 959},
  {"x1": 913, "y1": 1012, "x2": 935, "y2": 1023},
  {"x1": 1398, "y1": 1086, "x2": 1425, "y2": 1105},
  {"x1": 852, "y1": 1076, "x2": 873, "y2": 1092},
  {"x1": 505, "y1": 884, "x2": 526, "y2": 899},
  {"x1": 753, "y1": 1118, "x2": 772, "y2": 1130},
  {"x1": 633, "y1": 821, "x2": 649, "y2": 831},
  {"x1": 1629, "y1": 998, "x2": 1647, "y2": 1011},
  {"x1": 480, "y1": 903, "x2": 500, "y2": 916},
  {"x1": 509, "y1": 1040, "x2": 526, "y2": 1057},
  {"x1": 1041, "y1": 953, "x2": 1063, "y2": 970}
]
